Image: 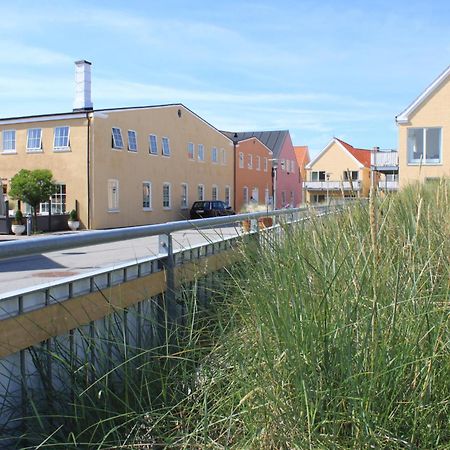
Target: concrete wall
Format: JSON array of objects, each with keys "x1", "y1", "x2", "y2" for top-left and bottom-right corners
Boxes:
[
  {"x1": 398, "y1": 78, "x2": 450, "y2": 187},
  {"x1": 0, "y1": 116, "x2": 89, "y2": 226},
  {"x1": 90, "y1": 106, "x2": 234, "y2": 229}
]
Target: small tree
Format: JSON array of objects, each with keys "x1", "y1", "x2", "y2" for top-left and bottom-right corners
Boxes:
[{"x1": 9, "y1": 169, "x2": 57, "y2": 232}]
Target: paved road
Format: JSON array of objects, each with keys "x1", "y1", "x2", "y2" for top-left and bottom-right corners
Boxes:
[{"x1": 0, "y1": 227, "x2": 241, "y2": 296}]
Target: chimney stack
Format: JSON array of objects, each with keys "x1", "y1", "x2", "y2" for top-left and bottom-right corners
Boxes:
[{"x1": 73, "y1": 60, "x2": 93, "y2": 111}]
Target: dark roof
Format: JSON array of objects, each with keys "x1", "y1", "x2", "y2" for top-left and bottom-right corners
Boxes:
[{"x1": 222, "y1": 130, "x2": 289, "y2": 158}]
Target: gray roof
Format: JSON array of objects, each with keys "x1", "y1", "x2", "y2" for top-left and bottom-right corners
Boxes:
[{"x1": 222, "y1": 130, "x2": 289, "y2": 158}]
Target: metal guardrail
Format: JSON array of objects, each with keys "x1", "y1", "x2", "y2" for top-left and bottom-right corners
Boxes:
[{"x1": 0, "y1": 206, "x2": 328, "y2": 261}]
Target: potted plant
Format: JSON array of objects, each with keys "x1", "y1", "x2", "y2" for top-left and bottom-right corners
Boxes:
[
  {"x1": 67, "y1": 209, "x2": 80, "y2": 231},
  {"x1": 11, "y1": 210, "x2": 25, "y2": 236}
]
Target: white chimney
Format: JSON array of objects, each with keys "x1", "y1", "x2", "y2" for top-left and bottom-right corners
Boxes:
[{"x1": 73, "y1": 60, "x2": 93, "y2": 111}]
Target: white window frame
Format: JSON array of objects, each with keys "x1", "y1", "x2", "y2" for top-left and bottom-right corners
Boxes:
[
  {"x1": 181, "y1": 182, "x2": 189, "y2": 209},
  {"x1": 197, "y1": 184, "x2": 205, "y2": 201},
  {"x1": 162, "y1": 137, "x2": 171, "y2": 156},
  {"x1": 128, "y1": 130, "x2": 138, "y2": 152},
  {"x1": 2, "y1": 129, "x2": 16, "y2": 153},
  {"x1": 243, "y1": 186, "x2": 249, "y2": 204},
  {"x1": 187, "y1": 142, "x2": 195, "y2": 160},
  {"x1": 212, "y1": 184, "x2": 218, "y2": 201},
  {"x1": 256, "y1": 155, "x2": 261, "y2": 171},
  {"x1": 40, "y1": 183, "x2": 66, "y2": 214},
  {"x1": 248, "y1": 154, "x2": 253, "y2": 169},
  {"x1": 221, "y1": 148, "x2": 226, "y2": 165},
  {"x1": 162, "y1": 182, "x2": 171, "y2": 209},
  {"x1": 311, "y1": 171, "x2": 326, "y2": 181},
  {"x1": 239, "y1": 152, "x2": 244, "y2": 169},
  {"x1": 407, "y1": 127, "x2": 442, "y2": 165},
  {"x1": 27, "y1": 128, "x2": 42, "y2": 152},
  {"x1": 280, "y1": 159, "x2": 286, "y2": 172},
  {"x1": 211, "y1": 147, "x2": 218, "y2": 163},
  {"x1": 225, "y1": 185, "x2": 231, "y2": 207},
  {"x1": 53, "y1": 126, "x2": 70, "y2": 151},
  {"x1": 264, "y1": 157, "x2": 268, "y2": 172},
  {"x1": 142, "y1": 181, "x2": 152, "y2": 211},
  {"x1": 198, "y1": 144, "x2": 205, "y2": 161},
  {"x1": 108, "y1": 179, "x2": 120, "y2": 212},
  {"x1": 112, "y1": 127, "x2": 124, "y2": 149},
  {"x1": 149, "y1": 134, "x2": 158, "y2": 155}
]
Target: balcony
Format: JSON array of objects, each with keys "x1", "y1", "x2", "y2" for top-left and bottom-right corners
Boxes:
[
  {"x1": 303, "y1": 180, "x2": 361, "y2": 191},
  {"x1": 371, "y1": 150, "x2": 399, "y2": 173},
  {"x1": 378, "y1": 180, "x2": 399, "y2": 191}
]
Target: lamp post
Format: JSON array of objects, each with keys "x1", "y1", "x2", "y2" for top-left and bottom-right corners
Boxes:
[
  {"x1": 270, "y1": 159, "x2": 278, "y2": 210},
  {"x1": 326, "y1": 172, "x2": 331, "y2": 206}
]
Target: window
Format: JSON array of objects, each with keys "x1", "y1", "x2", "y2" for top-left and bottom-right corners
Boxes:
[
  {"x1": 239, "y1": 152, "x2": 244, "y2": 168},
  {"x1": 188, "y1": 142, "x2": 195, "y2": 160},
  {"x1": 225, "y1": 186, "x2": 231, "y2": 207},
  {"x1": 265, "y1": 188, "x2": 270, "y2": 205},
  {"x1": 312, "y1": 194, "x2": 326, "y2": 203},
  {"x1": 197, "y1": 184, "x2": 204, "y2": 201},
  {"x1": 221, "y1": 148, "x2": 226, "y2": 165},
  {"x1": 311, "y1": 171, "x2": 326, "y2": 181},
  {"x1": 256, "y1": 156, "x2": 261, "y2": 171},
  {"x1": 149, "y1": 134, "x2": 158, "y2": 154},
  {"x1": 108, "y1": 179, "x2": 119, "y2": 211},
  {"x1": 343, "y1": 170, "x2": 358, "y2": 180},
  {"x1": 40, "y1": 183, "x2": 66, "y2": 214},
  {"x1": 128, "y1": 130, "x2": 138, "y2": 152},
  {"x1": 162, "y1": 137, "x2": 170, "y2": 156},
  {"x1": 248, "y1": 154, "x2": 253, "y2": 169},
  {"x1": 251, "y1": 187, "x2": 259, "y2": 203},
  {"x1": 53, "y1": 126, "x2": 70, "y2": 150},
  {"x1": 407, "y1": 127, "x2": 441, "y2": 164},
  {"x1": 198, "y1": 144, "x2": 204, "y2": 161},
  {"x1": 243, "y1": 186, "x2": 249, "y2": 204},
  {"x1": 143, "y1": 181, "x2": 152, "y2": 210},
  {"x1": 163, "y1": 182, "x2": 171, "y2": 209},
  {"x1": 212, "y1": 185, "x2": 218, "y2": 201},
  {"x1": 112, "y1": 127, "x2": 124, "y2": 149},
  {"x1": 211, "y1": 147, "x2": 218, "y2": 163},
  {"x1": 181, "y1": 183, "x2": 189, "y2": 209},
  {"x1": 290, "y1": 191, "x2": 294, "y2": 206},
  {"x1": 2, "y1": 130, "x2": 16, "y2": 153},
  {"x1": 286, "y1": 159, "x2": 290, "y2": 173},
  {"x1": 27, "y1": 128, "x2": 42, "y2": 151},
  {"x1": 264, "y1": 157, "x2": 268, "y2": 172},
  {"x1": 280, "y1": 159, "x2": 285, "y2": 171}
]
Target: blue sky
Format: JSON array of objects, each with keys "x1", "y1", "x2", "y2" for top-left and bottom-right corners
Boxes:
[{"x1": 0, "y1": 0, "x2": 449, "y2": 156}]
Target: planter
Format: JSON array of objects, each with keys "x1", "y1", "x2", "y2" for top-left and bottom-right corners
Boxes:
[
  {"x1": 11, "y1": 224, "x2": 25, "y2": 236},
  {"x1": 68, "y1": 220, "x2": 80, "y2": 231},
  {"x1": 258, "y1": 217, "x2": 273, "y2": 229}
]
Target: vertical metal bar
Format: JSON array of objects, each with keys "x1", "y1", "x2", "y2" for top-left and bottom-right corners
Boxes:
[
  {"x1": 18, "y1": 295, "x2": 27, "y2": 436},
  {"x1": 166, "y1": 232, "x2": 175, "y2": 308}
]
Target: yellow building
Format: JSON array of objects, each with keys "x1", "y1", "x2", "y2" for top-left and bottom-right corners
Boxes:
[
  {"x1": 396, "y1": 65, "x2": 450, "y2": 186},
  {"x1": 304, "y1": 138, "x2": 372, "y2": 203},
  {"x1": 0, "y1": 61, "x2": 234, "y2": 229}
]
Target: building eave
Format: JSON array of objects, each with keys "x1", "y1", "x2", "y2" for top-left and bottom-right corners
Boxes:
[{"x1": 396, "y1": 65, "x2": 450, "y2": 124}]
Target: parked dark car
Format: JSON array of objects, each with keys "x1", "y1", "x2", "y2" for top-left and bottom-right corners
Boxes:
[{"x1": 190, "y1": 201, "x2": 235, "y2": 219}]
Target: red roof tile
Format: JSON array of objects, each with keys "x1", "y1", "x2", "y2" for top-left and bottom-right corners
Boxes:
[{"x1": 335, "y1": 138, "x2": 371, "y2": 167}]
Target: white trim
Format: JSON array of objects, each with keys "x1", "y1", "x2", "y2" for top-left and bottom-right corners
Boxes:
[
  {"x1": 306, "y1": 138, "x2": 364, "y2": 169},
  {"x1": 2, "y1": 129, "x2": 16, "y2": 153},
  {"x1": 211, "y1": 184, "x2": 219, "y2": 201},
  {"x1": 53, "y1": 125, "x2": 70, "y2": 151},
  {"x1": 127, "y1": 129, "x2": 138, "y2": 152},
  {"x1": 181, "y1": 182, "x2": 189, "y2": 209},
  {"x1": 148, "y1": 134, "x2": 158, "y2": 155},
  {"x1": 197, "y1": 183, "x2": 205, "y2": 201},
  {"x1": 396, "y1": 65, "x2": 450, "y2": 124},
  {"x1": 161, "y1": 136, "x2": 170, "y2": 156},
  {"x1": 26, "y1": 128, "x2": 43, "y2": 152},
  {"x1": 0, "y1": 113, "x2": 86, "y2": 125},
  {"x1": 234, "y1": 136, "x2": 273, "y2": 155},
  {"x1": 142, "y1": 180, "x2": 152, "y2": 211},
  {"x1": 162, "y1": 182, "x2": 172, "y2": 209},
  {"x1": 107, "y1": 178, "x2": 120, "y2": 212}
]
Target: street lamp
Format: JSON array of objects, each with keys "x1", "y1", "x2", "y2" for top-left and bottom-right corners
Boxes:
[
  {"x1": 269, "y1": 159, "x2": 278, "y2": 210},
  {"x1": 326, "y1": 172, "x2": 331, "y2": 206}
]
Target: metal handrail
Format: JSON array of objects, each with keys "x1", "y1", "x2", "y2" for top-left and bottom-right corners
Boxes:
[{"x1": 0, "y1": 205, "x2": 334, "y2": 261}]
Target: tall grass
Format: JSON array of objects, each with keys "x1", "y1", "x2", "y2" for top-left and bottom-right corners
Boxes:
[
  {"x1": 10, "y1": 180, "x2": 450, "y2": 448},
  {"x1": 172, "y1": 180, "x2": 449, "y2": 448}
]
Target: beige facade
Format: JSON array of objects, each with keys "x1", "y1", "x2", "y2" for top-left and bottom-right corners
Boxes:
[
  {"x1": 396, "y1": 66, "x2": 450, "y2": 187},
  {"x1": 1, "y1": 105, "x2": 234, "y2": 229},
  {"x1": 304, "y1": 138, "x2": 371, "y2": 203}
]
